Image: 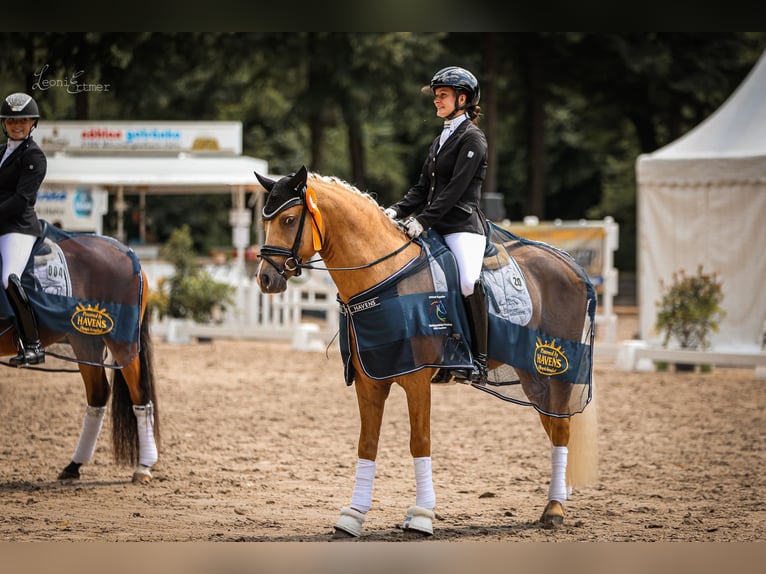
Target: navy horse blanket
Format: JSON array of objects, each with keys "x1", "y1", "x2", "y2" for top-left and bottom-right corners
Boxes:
[
  {"x1": 0, "y1": 221, "x2": 143, "y2": 367},
  {"x1": 338, "y1": 222, "x2": 596, "y2": 417}
]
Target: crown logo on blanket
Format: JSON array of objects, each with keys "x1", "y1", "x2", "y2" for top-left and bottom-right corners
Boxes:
[
  {"x1": 71, "y1": 302, "x2": 115, "y2": 336},
  {"x1": 533, "y1": 337, "x2": 569, "y2": 376}
]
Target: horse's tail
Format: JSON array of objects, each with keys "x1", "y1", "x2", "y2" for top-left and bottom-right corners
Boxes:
[
  {"x1": 111, "y1": 309, "x2": 160, "y2": 466},
  {"x1": 566, "y1": 376, "x2": 599, "y2": 488}
]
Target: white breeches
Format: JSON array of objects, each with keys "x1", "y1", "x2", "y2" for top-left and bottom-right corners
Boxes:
[
  {"x1": 0, "y1": 233, "x2": 36, "y2": 289},
  {"x1": 444, "y1": 232, "x2": 485, "y2": 297}
]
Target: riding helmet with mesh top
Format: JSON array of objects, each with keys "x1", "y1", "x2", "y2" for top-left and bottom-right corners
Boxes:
[
  {"x1": 422, "y1": 66, "x2": 480, "y2": 107},
  {"x1": 1, "y1": 92, "x2": 40, "y2": 120}
]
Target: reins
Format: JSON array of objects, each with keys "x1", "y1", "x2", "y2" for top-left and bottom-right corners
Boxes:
[
  {"x1": 296, "y1": 237, "x2": 415, "y2": 272},
  {"x1": 258, "y1": 183, "x2": 417, "y2": 276}
]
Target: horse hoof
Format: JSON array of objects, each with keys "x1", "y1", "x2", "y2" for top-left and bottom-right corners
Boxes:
[
  {"x1": 332, "y1": 528, "x2": 356, "y2": 540},
  {"x1": 402, "y1": 505, "x2": 434, "y2": 536},
  {"x1": 132, "y1": 465, "x2": 153, "y2": 484},
  {"x1": 540, "y1": 500, "x2": 565, "y2": 529},
  {"x1": 58, "y1": 462, "x2": 81, "y2": 480},
  {"x1": 334, "y1": 507, "x2": 365, "y2": 538}
]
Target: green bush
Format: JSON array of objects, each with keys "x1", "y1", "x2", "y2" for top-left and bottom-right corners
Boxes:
[
  {"x1": 655, "y1": 265, "x2": 726, "y2": 350},
  {"x1": 148, "y1": 225, "x2": 235, "y2": 323}
]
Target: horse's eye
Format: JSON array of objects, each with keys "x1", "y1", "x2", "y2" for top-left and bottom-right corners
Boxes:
[{"x1": 283, "y1": 215, "x2": 296, "y2": 226}]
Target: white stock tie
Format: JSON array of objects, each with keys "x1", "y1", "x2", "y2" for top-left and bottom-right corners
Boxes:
[{"x1": 438, "y1": 120, "x2": 452, "y2": 151}]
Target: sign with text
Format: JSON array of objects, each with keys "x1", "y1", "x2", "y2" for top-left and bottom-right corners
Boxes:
[
  {"x1": 37, "y1": 187, "x2": 108, "y2": 234},
  {"x1": 35, "y1": 121, "x2": 242, "y2": 155},
  {"x1": 503, "y1": 223, "x2": 607, "y2": 289}
]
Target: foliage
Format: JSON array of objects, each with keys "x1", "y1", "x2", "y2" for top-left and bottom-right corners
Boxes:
[
  {"x1": 3, "y1": 32, "x2": 764, "y2": 272},
  {"x1": 654, "y1": 265, "x2": 726, "y2": 350},
  {"x1": 148, "y1": 225, "x2": 234, "y2": 323}
]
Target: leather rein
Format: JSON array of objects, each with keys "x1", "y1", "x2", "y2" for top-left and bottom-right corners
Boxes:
[{"x1": 258, "y1": 186, "x2": 415, "y2": 278}]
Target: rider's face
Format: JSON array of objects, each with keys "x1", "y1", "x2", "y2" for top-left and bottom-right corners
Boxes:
[
  {"x1": 433, "y1": 87, "x2": 457, "y2": 119},
  {"x1": 3, "y1": 117, "x2": 35, "y2": 140}
]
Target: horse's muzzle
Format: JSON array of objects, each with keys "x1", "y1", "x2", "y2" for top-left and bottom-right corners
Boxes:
[{"x1": 256, "y1": 267, "x2": 288, "y2": 294}]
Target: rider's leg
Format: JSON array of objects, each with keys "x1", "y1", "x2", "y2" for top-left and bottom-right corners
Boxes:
[
  {"x1": 1, "y1": 233, "x2": 43, "y2": 366},
  {"x1": 461, "y1": 279, "x2": 488, "y2": 384},
  {"x1": 432, "y1": 232, "x2": 487, "y2": 384},
  {"x1": 6, "y1": 273, "x2": 45, "y2": 366}
]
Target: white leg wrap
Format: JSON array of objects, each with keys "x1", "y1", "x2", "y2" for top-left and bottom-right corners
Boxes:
[
  {"x1": 349, "y1": 458, "x2": 376, "y2": 513},
  {"x1": 72, "y1": 405, "x2": 106, "y2": 464},
  {"x1": 132, "y1": 402, "x2": 158, "y2": 468},
  {"x1": 414, "y1": 456, "x2": 436, "y2": 509},
  {"x1": 548, "y1": 445, "x2": 569, "y2": 503}
]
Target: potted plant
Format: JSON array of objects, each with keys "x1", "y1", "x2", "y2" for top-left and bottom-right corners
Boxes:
[
  {"x1": 148, "y1": 225, "x2": 235, "y2": 335},
  {"x1": 654, "y1": 265, "x2": 726, "y2": 371}
]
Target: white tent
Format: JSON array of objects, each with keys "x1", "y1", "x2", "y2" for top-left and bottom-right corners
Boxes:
[{"x1": 635, "y1": 50, "x2": 766, "y2": 352}]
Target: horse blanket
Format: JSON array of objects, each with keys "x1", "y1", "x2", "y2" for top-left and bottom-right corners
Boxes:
[
  {"x1": 0, "y1": 221, "x2": 143, "y2": 366},
  {"x1": 338, "y1": 222, "x2": 596, "y2": 417}
]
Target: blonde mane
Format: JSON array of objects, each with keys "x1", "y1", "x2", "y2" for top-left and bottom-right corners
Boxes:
[{"x1": 308, "y1": 172, "x2": 391, "y2": 217}]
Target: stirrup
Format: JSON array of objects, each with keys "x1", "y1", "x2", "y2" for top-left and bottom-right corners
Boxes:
[
  {"x1": 430, "y1": 368, "x2": 454, "y2": 384},
  {"x1": 454, "y1": 359, "x2": 487, "y2": 386},
  {"x1": 9, "y1": 345, "x2": 45, "y2": 367}
]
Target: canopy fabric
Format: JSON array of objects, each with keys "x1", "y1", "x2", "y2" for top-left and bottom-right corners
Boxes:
[
  {"x1": 43, "y1": 153, "x2": 269, "y2": 193},
  {"x1": 636, "y1": 50, "x2": 766, "y2": 352}
]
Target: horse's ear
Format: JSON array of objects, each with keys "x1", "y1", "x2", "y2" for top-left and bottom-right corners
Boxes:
[
  {"x1": 254, "y1": 171, "x2": 276, "y2": 192},
  {"x1": 295, "y1": 165, "x2": 308, "y2": 187}
]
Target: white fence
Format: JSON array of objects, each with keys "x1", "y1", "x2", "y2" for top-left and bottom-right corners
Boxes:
[{"x1": 149, "y1": 266, "x2": 340, "y2": 346}]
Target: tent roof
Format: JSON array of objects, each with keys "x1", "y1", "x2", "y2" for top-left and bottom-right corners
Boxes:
[
  {"x1": 43, "y1": 153, "x2": 270, "y2": 194},
  {"x1": 637, "y1": 50, "x2": 766, "y2": 185},
  {"x1": 647, "y1": 50, "x2": 766, "y2": 160}
]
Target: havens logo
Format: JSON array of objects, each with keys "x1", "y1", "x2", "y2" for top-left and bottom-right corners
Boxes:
[
  {"x1": 71, "y1": 303, "x2": 114, "y2": 336},
  {"x1": 534, "y1": 337, "x2": 569, "y2": 376}
]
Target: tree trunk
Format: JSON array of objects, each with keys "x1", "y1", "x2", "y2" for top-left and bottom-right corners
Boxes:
[
  {"x1": 344, "y1": 106, "x2": 366, "y2": 189},
  {"x1": 525, "y1": 35, "x2": 546, "y2": 219},
  {"x1": 483, "y1": 32, "x2": 498, "y2": 197}
]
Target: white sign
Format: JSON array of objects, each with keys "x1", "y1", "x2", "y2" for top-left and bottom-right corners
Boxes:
[
  {"x1": 35, "y1": 121, "x2": 243, "y2": 155},
  {"x1": 36, "y1": 187, "x2": 109, "y2": 234}
]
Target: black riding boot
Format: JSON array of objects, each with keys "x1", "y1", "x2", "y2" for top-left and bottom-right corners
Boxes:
[
  {"x1": 7, "y1": 274, "x2": 45, "y2": 366},
  {"x1": 455, "y1": 280, "x2": 489, "y2": 385}
]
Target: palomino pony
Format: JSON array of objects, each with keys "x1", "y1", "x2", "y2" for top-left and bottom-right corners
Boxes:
[
  {"x1": 255, "y1": 166, "x2": 598, "y2": 537},
  {"x1": 0, "y1": 222, "x2": 160, "y2": 483}
]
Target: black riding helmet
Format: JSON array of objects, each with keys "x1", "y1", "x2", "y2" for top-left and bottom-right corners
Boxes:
[
  {"x1": 421, "y1": 66, "x2": 480, "y2": 118},
  {"x1": 1, "y1": 92, "x2": 40, "y2": 138}
]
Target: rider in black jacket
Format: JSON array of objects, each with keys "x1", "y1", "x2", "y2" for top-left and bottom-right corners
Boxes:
[
  {"x1": 386, "y1": 67, "x2": 490, "y2": 385},
  {"x1": 0, "y1": 92, "x2": 47, "y2": 366}
]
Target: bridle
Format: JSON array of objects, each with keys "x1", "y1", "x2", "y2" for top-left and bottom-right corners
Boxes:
[{"x1": 258, "y1": 184, "x2": 416, "y2": 278}]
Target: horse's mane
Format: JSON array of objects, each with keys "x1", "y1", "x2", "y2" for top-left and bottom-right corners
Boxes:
[{"x1": 308, "y1": 172, "x2": 392, "y2": 219}]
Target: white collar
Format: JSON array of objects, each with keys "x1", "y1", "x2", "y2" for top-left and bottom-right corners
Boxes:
[{"x1": 443, "y1": 113, "x2": 467, "y2": 131}]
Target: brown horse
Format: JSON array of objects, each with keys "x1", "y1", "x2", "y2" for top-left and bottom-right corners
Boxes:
[
  {"x1": 0, "y1": 226, "x2": 160, "y2": 483},
  {"x1": 255, "y1": 166, "x2": 598, "y2": 537}
]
